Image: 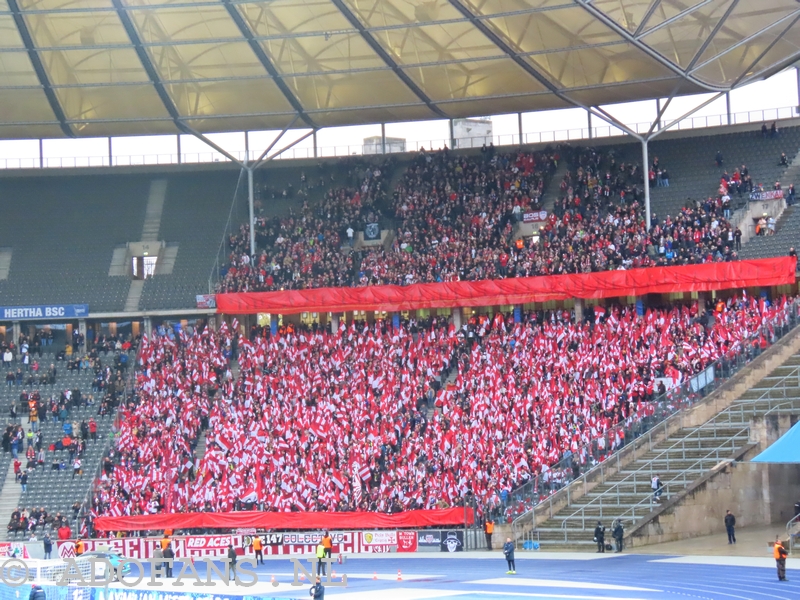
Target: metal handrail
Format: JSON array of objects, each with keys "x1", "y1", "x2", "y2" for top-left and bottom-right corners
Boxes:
[
  {"x1": 787, "y1": 513, "x2": 800, "y2": 555},
  {"x1": 511, "y1": 301, "x2": 800, "y2": 542},
  {"x1": 596, "y1": 400, "x2": 800, "y2": 531},
  {"x1": 558, "y1": 393, "x2": 800, "y2": 530}
]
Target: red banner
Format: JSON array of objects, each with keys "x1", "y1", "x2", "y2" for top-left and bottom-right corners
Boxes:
[
  {"x1": 216, "y1": 257, "x2": 796, "y2": 315},
  {"x1": 93, "y1": 507, "x2": 472, "y2": 532}
]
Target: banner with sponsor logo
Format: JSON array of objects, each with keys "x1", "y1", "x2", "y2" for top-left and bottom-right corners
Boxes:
[
  {"x1": 196, "y1": 294, "x2": 216, "y2": 309},
  {"x1": 359, "y1": 530, "x2": 416, "y2": 553},
  {"x1": 94, "y1": 507, "x2": 471, "y2": 531},
  {"x1": 58, "y1": 529, "x2": 414, "y2": 559},
  {"x1": 750, "y1": 189, "x2": 784, "y2": 201},
  {"x1": 523, "y1": 210, "x2": 548, "y2": 223},
  {"x1": 417, "y1": 530, "x2": 442, "y2": 552},
  {"x1": 0, "y1": 304, "x2": 89, "y2": 321},
  {"x1": 0, "y1": 541, "x2": 29, "y2": 558}
]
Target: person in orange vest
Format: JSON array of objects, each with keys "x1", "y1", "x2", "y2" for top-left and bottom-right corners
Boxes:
[
  {"x1": 75, "y1": 538, "x2": 85, "y2": 557},
  {"x1": 160, "y1": 533, "x2": 170, "y2": 551},
  {"x1": 484, "y1": 518, "x2": 495, "y2": 550},
  {"x1": 252, "y1": 535, "x2": 264, "y2": 565},
  {"x1": 321, "y1": 531, "x2": 332, "y2": 561},
  {"x1": 774, "y1": 536, "x2": 788, "y2": 581}
]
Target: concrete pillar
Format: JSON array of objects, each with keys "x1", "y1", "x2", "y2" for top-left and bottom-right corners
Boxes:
[
  {"x1": 143, "y1": 317, "x2": 152, "y2": 338},
  {"x1": 453, "y1": 308, "x2": 462, "y2": 329},
  {"x1": 12, "y1": 321, "x2": 20, "y2": 347},
  {"x1": 331, "y1": 313, "x2": 341, "y2": 332},
  {"x1": 78, "y1": 319, "x2": 87, "y2": 354},
  {"x1": 574, "y1": 299, "x2": 584, "y2": 323}
]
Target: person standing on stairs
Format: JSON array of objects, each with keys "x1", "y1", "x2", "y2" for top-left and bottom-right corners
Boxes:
[{"x1": 724, "y1": 510, "x2": 736, "y2": 544}]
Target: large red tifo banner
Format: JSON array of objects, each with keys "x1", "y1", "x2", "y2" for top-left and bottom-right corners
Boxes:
[
  {"x1": 216, "y1": 257, "x2": 796, "y2": 315},
  {"x1": 92, "y1": 507, "x2": 472, "y2": 532},
  {"x1": 58, "y1": 531, "x2": 417, "y2": 559}
]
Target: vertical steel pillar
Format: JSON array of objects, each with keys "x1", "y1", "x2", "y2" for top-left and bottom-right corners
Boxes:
[
  {"x1": 518, "y1": 112, "x2": 524, "y2": 145},
  {"x1": 107, "y1": 137, "x2": 112, "y2": 166},
  {"x1": 642, "y1": 138, "x2": 651, "y2": 227},
  {"x1": 655, "y1": 99, "x2": 661, "y2": 131},
  {"x1": 381, "y1": 123, "x2": 386, "y2": 154},
  {"x1": 248, "y1": 167, "x2": 256, "y2": 257},
  {"x1": 449, "y1": 119, "x2": 455, "y2": 149},
  {"x1": 587, "y1": 110, "x2": 593, "y2": 139},
  {"x1": 176, "y1": 135, "x2": 181, "y2": 164},
  {"x1": 39, "y1": 139, "x2": 43, "y2": 168},
  {"x1": 725, "y1": 92, "x2": 732, "y2": 126},
  {"x1": 313, "y1": 130, "x2": 318, "y2": 158}
]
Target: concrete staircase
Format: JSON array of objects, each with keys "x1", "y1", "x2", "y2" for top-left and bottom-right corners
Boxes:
[
  {"x1": 141, "y1": 179, "x2": 167, "y2": 242},
  {"x1": 517, "y1": 347, "x2": 800, "y2": 551},
  {"x1": 540, "y1": 160, "x2": 570, "y2": 213},
  {"x1": 123, "y1": 279, "x2": 144, "y2": 312},
  {"x1": 0, "y1": 462, "x2": 22, "y2": 531}
]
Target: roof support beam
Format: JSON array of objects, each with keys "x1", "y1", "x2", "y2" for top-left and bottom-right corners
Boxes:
[
  {"x1": 636, "y1": 0, "x2": 716, "y2": 40},
  {"x1": 111, "y1": 0, "x2": 245, "y2": 167},
  {"x1": 692, "y1": 10, "x2": 800, "y2": 76},
  {"x1": 7, "y1": 0, "x2": 73, "y2": 138},
  {"x1": 575, "y1": 0, "x2": 722, "y2": 92},
  {"x1": 732, "y1": 13, "x2": 800, "y2": 88},
  {"x1": 634, "y1": 0, "x2": 663, "y2": 38},
  {"x1": 447, "y1": 0, "x2": 643, "y2": 140},
  {"x1": 330, "y1": 0, "x2": 449, "y2": 120},
  {"x1": 221, "y1": 0, "x2": 316, "y2": 129},
  {"x1": 685, "y1": 0, "x2": 740, "y2": 72}
]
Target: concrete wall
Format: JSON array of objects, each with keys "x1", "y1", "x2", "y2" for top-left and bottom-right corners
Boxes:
[
  {"x1": 629, "y1": 414, "x2": 800, "y2": 547},
  {"x1": 629, "y1": 456, "x2": 800, "y2": 547}
]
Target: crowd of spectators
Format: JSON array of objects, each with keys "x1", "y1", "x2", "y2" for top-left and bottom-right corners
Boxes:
[
  {"x1": 91, "y1": 295, "x2": 792, "y2": 519},
  {"x1": 357, "y1": 146, "x2": 555, "y2": 284},
  {"x1": 1, "y1": 333, "x2": 134, "y2": 538},
  {"x1": 215, "y1": 142, "x2": 751, "y2": 294},
  {"x1": 217, "y1": 158, "x2": 392, "y2": 292}
]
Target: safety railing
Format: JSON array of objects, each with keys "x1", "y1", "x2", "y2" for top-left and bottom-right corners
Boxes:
[
  {"x1": 1, "y1": 105, "x2": 797, "y2": 170},
  {"x1": 787, "y1": 512, "x2": 800, "y2": 554},
  {"x1": 580, "y1": 399, "x2": 800, "y2": 535},
  {"x1": 511, "y1": 302, "x2": 800, "y2": 543}
]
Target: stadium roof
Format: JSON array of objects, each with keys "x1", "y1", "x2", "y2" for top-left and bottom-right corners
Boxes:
[{"x1": 1, "y1": 0, "x2": 800, "y2": 139}]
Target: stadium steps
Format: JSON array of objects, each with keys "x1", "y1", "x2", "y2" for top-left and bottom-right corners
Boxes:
[
  {"x1": 540, "y1": 160, "x2": 570, "y2": 213},
  {"x1": 123, "y1": 280, "x2": 144, "y2": 312},
  {"x1": 0, "y1": 248, "x2": 11, "y2": 280},
  {"x1": 0, "y1": 462, "x2": 22, "y2": 533},
  {"x1": 141, "y1": 179, "x2": 167, "y2": 241},
  {"x1": 517, "y1": 351, "x2": 800, "y2": 551}
]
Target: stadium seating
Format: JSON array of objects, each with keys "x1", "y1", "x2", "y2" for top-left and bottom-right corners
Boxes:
[
  {"x1": 0, "y1": 175, "x2": 149, "y2": 312},
  {"x1": 1, "y1": 347, "x2": 126, "y2": 540},
  {"x1": 647, "y1": 125, "x2": 800, "y2": 219},
  {"x1": 91, "y1": 296, "x2": 790, "y2": 518}
]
